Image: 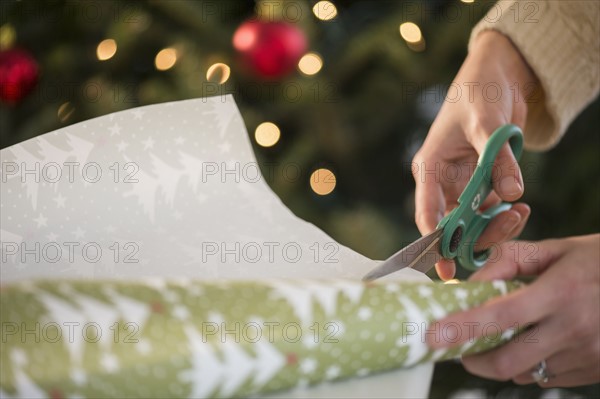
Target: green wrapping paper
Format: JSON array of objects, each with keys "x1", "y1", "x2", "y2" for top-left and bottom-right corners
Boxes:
[{"x1": 1, "y1": 278, "x2": 522, "y2": 398}]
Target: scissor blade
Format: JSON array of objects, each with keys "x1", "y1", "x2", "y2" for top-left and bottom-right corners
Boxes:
[{"x1": 362, "y1": 229, "x2": 444, "y2": 281}]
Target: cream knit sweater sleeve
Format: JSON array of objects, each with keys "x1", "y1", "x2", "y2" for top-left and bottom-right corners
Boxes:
[{"x1": 469, "y1": 0, "x2": 600, "y2": 151}]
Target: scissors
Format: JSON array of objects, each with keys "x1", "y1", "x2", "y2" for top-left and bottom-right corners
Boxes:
[{"x1": 362, "y1": 124, "x2": 524, "y2": 281}]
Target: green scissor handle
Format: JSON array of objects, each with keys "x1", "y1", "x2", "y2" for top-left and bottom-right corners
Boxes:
[{"x1": 436, "y1": 124, "x2": 524, "y2": 271}]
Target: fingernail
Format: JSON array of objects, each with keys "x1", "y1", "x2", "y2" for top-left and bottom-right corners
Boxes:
[
  {"x1": 500, "y1": 213, "x2": 519, "y2": 235},
  {"x1": 499, "y1": 176, "x2": 522, "y2": 197}
]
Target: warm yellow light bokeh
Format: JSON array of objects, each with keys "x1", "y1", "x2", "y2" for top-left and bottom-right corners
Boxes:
[
  {"x1": 310, "y1": 168, "x2": 336, "y2": 195},
  {"x1": 0, "y1": 24, "x2": 16, "y2": 50},
  {"x1": 255, "y1": 122, "x2": 281, "y2": 147},
  {"x1": 206, "y1": 63, "x2": 231, "y2": 84},
  {"x1": 461, "y1": 0, "x2": 475, "y2": 3},
  {"x1": 298, "y1": 53, "x2": 323, "y2": 76},
  {"x1": 155, "y1": 48, "x2": 177, "y2": 71},
  {"x1": 312, "y1": 1, "x2": 338, "y2": 21},
  {"x1": 96, "y1": 39, "x2": 117, "y2": 61},
  {"x1": 399, "y1": 22, "x2": 422, "y2": 43},
  {"x1": 57, "y1": 102, "x2": 75, "y2": 123}
]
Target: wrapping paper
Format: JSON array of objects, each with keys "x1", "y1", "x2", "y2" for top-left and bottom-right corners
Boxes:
[
  {"x1": 1, "y1": 279, "x2": 521, "y2": 398},
  {"x1": 1, "y1": 96, "x2": 523, "y2": 398}
]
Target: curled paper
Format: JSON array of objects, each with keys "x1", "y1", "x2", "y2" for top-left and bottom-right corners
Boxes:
[
  {"x1": 1, "y1": 96, "x2": 522, "y2": 398},
  {"x1": 0, "y1": 279, "x2": 522, "y2": 398}
]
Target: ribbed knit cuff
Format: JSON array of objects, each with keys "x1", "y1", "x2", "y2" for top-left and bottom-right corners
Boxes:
[{"x1": 469, "y1": 1, "x2": 600, "y2": 151}]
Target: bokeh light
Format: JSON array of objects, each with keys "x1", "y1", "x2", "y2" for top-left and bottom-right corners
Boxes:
[
  {"x1": 255, "y1": 122, "x2": 281, "y2": 147},
  {"x1": 233, "y1": 24, "x2": 257, "y2": 51},
  {"x1": 298, "y1": 53, "x2": 323, "y2": 76},
  {"x1": 312, "y1": 1, "x2": 338, "y2": 21},
  {"x1": 206, "y1": 63, "x2": 231, "y2": 84},
  {"x1": 0, "y1": 24, "x2": 16, "y2": 50},
  {"x1": 399, "y1": 22, "x2": 422, "y2": 43},
  {"x1": 96, "y1": 39, "x2": 117, "y2": 61},
  {"x1": 461, "y1": 0, "x2": 475, "y2": 3},
  {"x1": 310, "y1": 168, "x2": 336, "y2": 195},
  {"x1": 155, "y1": 48, "x2": 177, "y2": 71},
  {"x1": 57, "y1": 102, "x2": 75, "y2": 123}
]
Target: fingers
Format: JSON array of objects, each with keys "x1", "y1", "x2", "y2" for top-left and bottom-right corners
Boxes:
[
  {"x1": 461, "y1": 320, "x2": 558, "y2": 381},
  {"x1": 435, "y1": 258, "x2": 456, "y2": 281},
  {"x1": 513, "y1": 343, "x2": 600, "y2": 385},
  {"x1": 492, "y1": 142, "x2": 524, "y2": 202},
  {"x1": 534, "y1": 368, "x2": 600, "y2": 388},
  {"x1": 469, "y1": 239, "x2": 563, "y2": 282},
  {"x1": 514, "y1": 353, "x2": 600, "y2": 388},
  {"x1": 474, "y1": 203, "x2": 531, "y2": 252},
  {"x1": 413, "y1": 158, "x2": 445, "y2": 235},
  {"x1": 469, "y1": 132, "x2": 524, "y2": 203},
  {"x1": 427, "y1": 278, "x2": 561, "y2": 350}
]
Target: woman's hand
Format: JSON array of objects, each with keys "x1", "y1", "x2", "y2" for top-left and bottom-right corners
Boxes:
[
  {"x1": 413, "y1": 30, "x2": 537, "y2": 279},
  {"x1": 427, "y1": 234, "x2": 600, "y2": 387}
]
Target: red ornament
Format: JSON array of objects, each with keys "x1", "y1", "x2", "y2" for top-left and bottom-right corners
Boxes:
[
  {"x1": 233, "y1": 20, "x2": 307, "y2": 79},
  {"x1": 0, "y1": 48, "x2": 39, "y2": 104}
]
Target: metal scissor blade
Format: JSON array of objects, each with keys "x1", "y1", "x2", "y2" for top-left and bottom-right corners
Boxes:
[{"x1": 362, "y1": 229, "x2": 444, "y2": 281}]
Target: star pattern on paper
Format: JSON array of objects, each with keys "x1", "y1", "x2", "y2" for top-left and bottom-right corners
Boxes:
[
  {"x1": 72, "y1": 227, "x2": 86, "y2": 239},
  {"x1": 142, "y1": 137, "x2": 155, "y2": 150},
  {"x1": 109, "y1": 123, "x2": 122, "y2": 136},
  {"x1": 33, "y1": 213, "x2": 48, "y2": 228},
  {"x1": 46, "y1": 232, "x2": 58, "y2": 241},
  {"x1": 132, "y1": 109, "x2": 145, "y2": 120},
  {"x1": 174, "y1": 136, "x2": 185, "y2": 145},
  {"x1": 117, "y1": 141, "x2": 129, "y2": 152},
  {"x1": 53, "y1": 194, "x2": 67, "y2": 208}
]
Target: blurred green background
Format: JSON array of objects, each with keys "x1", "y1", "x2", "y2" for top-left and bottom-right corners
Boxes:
[{"x1": 1, "y1": 0, "x2": 598, "y2": 398}]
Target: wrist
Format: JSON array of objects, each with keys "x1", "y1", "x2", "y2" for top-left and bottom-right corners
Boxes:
[{"x1": 470, "y1": 30, "x2": 538, "y2": 98}]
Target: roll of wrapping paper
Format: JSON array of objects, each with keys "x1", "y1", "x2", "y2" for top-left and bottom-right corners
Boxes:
[{"x1": 0, "y1": 279, "x2": 523, "y2": 398}]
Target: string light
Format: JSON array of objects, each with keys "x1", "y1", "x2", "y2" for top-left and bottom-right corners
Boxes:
[
  {"x1": 0, "y1": 23, "x2": 16, "y2": 50},
  {"x1": 233, "y1": 24, "x2": 256, "y2": 51},
  {"x1": 399, "y1": 22, "x2": 422, "y2": 43},
  {"x1": 312, "y1": 1, "x2": 338, "y2": 21},
  {"x1": 206, "y1": 63, "x2": 231, "y2": 84},
  {"x1": 461, "y1": 0, "x2": 475, "y2": 3},
  {"x1": 57, "y1": 102, "x2": 75, "y2": 123},
  {"x1": 96, "y1": 39, "x2": 117, "y2": 61},
  {"x1": 310, "y1": 168, "x2": 336, "y2": 196},
  {"x1": 155, "y1": 48, "x2": 177, "y2": 71},
  {"x1": 298, "y1": 53, "x2": 323, "y2": 76},
  {"x1": 255, "y1": 122, "x2": 281, "y2": 147}
]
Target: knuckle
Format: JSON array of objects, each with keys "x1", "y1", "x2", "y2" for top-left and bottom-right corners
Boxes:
[
  {"x1": 490, "y1": 305, "x2": 514, "y2": 330},
  {"x1": 411, "y1": 152, "x2": 425, "y2": 179},
  {"x1": 489, "y1": 354, "x2": 515, "y2": 381}
]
